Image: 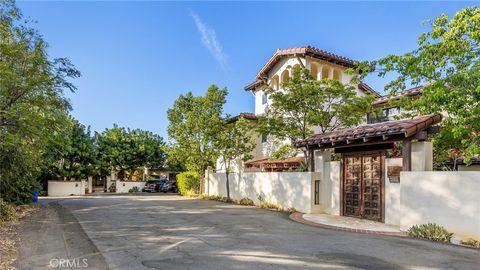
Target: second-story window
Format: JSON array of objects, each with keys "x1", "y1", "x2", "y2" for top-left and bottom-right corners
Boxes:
[
  {"x1": 261, "y1": 133, "x2": 268, "y2": 143},
  {"x1": 262, "y1": 93, "x2": 268, "y2": 105},
  {"x1": 367, "y1": 106, "x2": 402, "y2": 124}
]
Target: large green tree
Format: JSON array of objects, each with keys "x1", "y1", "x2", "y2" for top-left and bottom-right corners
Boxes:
[
  {"x1": 216, "y1": 117, "x2": 255, "y2": 200},
  {"x1": 96, "y1": 126, "x2": 167, "y2": 180},
  {"x1": 167, "y1": 85, "x2": 227, "y2": 180},
  {"x1": 366, "y1": 6, "x2": 480, "y2": 164},
  {"x1": 48, "y1": 117, "x2": 96, "y2": 180},
  {"x1": 0, "y1": 1, "x2": 80, "y2": 203},
  {"x1": 259, "y1": 67, "x2": 374, "y2": 162}
]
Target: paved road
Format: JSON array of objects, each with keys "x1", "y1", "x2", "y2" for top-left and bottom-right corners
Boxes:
[{"x1": 19, "y1": 194, "x2": 479, "y2": 269}]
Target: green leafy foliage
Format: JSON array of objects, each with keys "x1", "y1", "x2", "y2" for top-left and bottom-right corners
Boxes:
[
  {"x1": 271, "y1": 145, "x2": 297, "y2": 160},
  {"x1": 96, "y1": 126, "x2": 167, "y2": 180},
  {"x1": 238, "y1": 197, "x2": 255, "y2": 206},
  {"x1": 0, "y1": 1, "x2": 79, "y2": 203},
  {"x1": 408, "y1": 223, "x2": 453, "y2": 243},
  {"x1": 365, "y1": 7, "x2": 480, "y2": 164},
  {"x1": 0, "y1": 198, "x2": 16, "y2": 223},
  {"x1": 216, "y1": 117, "x2": 256, "y2": 199},
  {"x1": 176, "y1": 171, "x2": 200, "y2": 196},
  {"x1": 47, "y1": 117, "x2": 96, "y2": 180},
  {"x1": 167, "y1": 85, "x2": 227, "y2": 177},
  {"x1": 200, "y1": 194, "x2": 234, "y2": 203},
  {"x1": 461, "y1": 239, "x2": 480, "y2": 249},
  {"x1": 259, "y1": 68, "x2": 374, "y2": 161},
  {"x1": 128, "y1": 186, "x2": 139, "y2": 193}
]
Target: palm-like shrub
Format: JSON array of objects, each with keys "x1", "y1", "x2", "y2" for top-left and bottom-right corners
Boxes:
[{"x1": 408, "y1": 223, "x2": 453, "y2": 243}]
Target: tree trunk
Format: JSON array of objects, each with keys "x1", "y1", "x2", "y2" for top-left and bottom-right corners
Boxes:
[
  {"x1": 225, "y1": 170, "x2": 230, "y2": 201},
  {"x1": 199, "y1": 166, "x2": 205, "y2": 195}
]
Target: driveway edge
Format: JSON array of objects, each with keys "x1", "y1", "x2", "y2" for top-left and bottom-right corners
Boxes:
[{"x1": 289, "y1": 212, "x2": 407, "y2": 237}]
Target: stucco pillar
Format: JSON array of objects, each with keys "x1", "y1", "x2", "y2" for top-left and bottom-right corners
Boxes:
[
  {"x1": 314, "y1": 151, "x2": 331, "y2": 173},
  {"x1": 317, "y1": 64, "x2": 323, "y2": 80},
  {"x1": 81, "y1": 179, "x2": 86, "y2": 195},
  {"x1": 87, "y1": 177, "x2": 93, "y2": 194},
  {"x1": 411, "y1": 141, "x2": 433, "y2": 171},
  {"x1": 329, "y1": 67, "x2": 334, "y2": 79}
]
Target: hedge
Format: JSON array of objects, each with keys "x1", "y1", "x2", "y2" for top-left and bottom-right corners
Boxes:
[{"x1": 177, "y1": 171, "x2": 200, "y2": 196}]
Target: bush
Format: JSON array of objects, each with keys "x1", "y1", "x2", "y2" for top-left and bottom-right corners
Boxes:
[
  {"x1": 461, "y1": 239, "x2": 480, "y2": 249},
  {"x1": 0, "y1": 199, "x2": 16, "y2": 223},
  {"x1": 128, "y1": 186, "x2": 139, "y2": 193},
  {"x1": 257, "y1": 196, "x2": 280, "y2": 210},
  {"x1": 200, "y1": 194, "x2": 234, "y2": 203},
  {"x1": 238, "y1": 197, "x2": 255, "y2": 206},
  {"x1": 177, "y1": 171, "x2": 200, "y2": 196},
  {"x1": 408, "y1": 223, "x2": 453, "y2": 243}
]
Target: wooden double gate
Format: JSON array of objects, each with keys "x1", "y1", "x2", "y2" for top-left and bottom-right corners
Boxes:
[{"x1": 343, "y1": 153, "x2": 383, "y2": 222}]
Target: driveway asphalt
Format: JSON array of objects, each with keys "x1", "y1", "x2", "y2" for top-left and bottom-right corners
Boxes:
[{"x1": 17, "y1": 194, "x2": 479, "y2": 269}]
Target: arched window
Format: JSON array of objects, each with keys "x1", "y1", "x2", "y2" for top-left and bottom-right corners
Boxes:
[
  {"x1": 281, "y1": 69, "x2": 290, "y2": 83},
  {"x1": 271, "y1": 75, "x2": 279, "y2": 90},
  {"x1": 310, "y1": 62, "x2": 319, "y2": 80},
  {"x1": 333, "y1": 69, "x2": 342, "y2": 81},
  {"x1": 321, "y1": 65, "x2": 330, "y2": 79}
]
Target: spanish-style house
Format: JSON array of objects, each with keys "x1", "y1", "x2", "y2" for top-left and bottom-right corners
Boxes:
[
  {"x1": 217, "y1": 45, "x2": 402, "y2": 173},
  {"x1": 208, "y1": 45, "x2": 479, "y2": 241}
]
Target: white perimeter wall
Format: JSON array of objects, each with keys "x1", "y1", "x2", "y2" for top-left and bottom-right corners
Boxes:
[
  {"x1": 206, "y1": 172, "x2": 319, "y2": 213},
  {"x1": 116, "y1": 181, "x2": 146, "y2": 193},
  {"x1": 48, "y1": 180, "x2": 85, "y2": 197},
  {"x1": 400, "y1": 171, "x2": 480, "y2": 240},
  {"x1": 385, "y1": 158, "x2": 402, "y2": 225}
]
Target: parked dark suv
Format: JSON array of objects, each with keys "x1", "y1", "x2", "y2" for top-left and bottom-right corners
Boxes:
[
  {"x1": 142, "y1": 179, "x2": 167, "y2": 192},
  {"x1": 160, "y1": 180, "x2": 178, "y2": 193}
]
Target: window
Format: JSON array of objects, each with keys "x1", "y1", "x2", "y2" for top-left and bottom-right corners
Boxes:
[
  {"x1": 281, "y1": 69, "x2": 290, "y2": 83},
  {"x1": 262, "y1": 93, "x2": 268, "y2": 105},
  {"x1": 310, "y1": 62, "x2": 319, "y2": 80},
  {"x1": 271, "y1": 75, "x2": 279, "y2": 90},
  {"x1": 333, "y1": 69, "x2": 342, "y2": 81},
  {"x1": 367, "y1": 106, "x2": 402, "y2": 124},
  {"x1": 314, "y1": 180, "x2": 320, "y2": 205},
  {"x1": 321, "y1": 66, "x2": 330, "y2": 79},
  {"x1": 261, "y1": 133, "x2": 268, "y2": 143}
]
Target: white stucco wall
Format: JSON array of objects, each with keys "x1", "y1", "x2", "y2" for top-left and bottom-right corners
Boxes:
[
  {"x1": 385, "y1": 158, "x2": 402, "y2": 225},
  {"x1": 48, "y1": 180, "x2": 85, "y2": 197},
  {"x1": 206, "y1": 172, "x2": 320, "y2": 213},
  {"x1": 320, "y1": 161, "x2": 341, "y2": 215},
  {"x1": 116, "y1": 181, "x2": 146, "y2": 193},
  {"x1": 400, "y1": 171, "x2": 480, "y2": 240}
]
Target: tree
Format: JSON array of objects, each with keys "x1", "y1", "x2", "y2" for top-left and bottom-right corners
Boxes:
[
  {"x1": 167, "y1": 85, "x2": 227, "y2": 181},
  {"x1": 366, "y1": 7, "x2": 480, "y2": 164},
  {"x1": 216, "y1": 117, "x2": 255, "y2": 200},
  {"x1": 48, "y1": 117, "x2": 96, "y2": 180},
  {"x1": 96, "y1": 126, "x2": 167, "y2": 180},
  {"x1": 259, "y1": 67, "x2": 374, "y2": 164},
  {"x1": 0, "y1": 1, "x2": 80, "y2": 203}
]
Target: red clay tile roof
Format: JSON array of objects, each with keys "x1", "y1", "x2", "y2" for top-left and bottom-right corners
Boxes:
[
  {"x1": 256, "y1": 46, "x2": 356, "y2": 78},
  {"x1": 373, "y1": 86, "x2": 423, "y2": 106},
  {"x1": 245, "y1": 46, "x2": 358, "y2": 91},
  {"x1": 245, "y1": 156, "x2": 304, "y2": 169},
  {"x1": 296, "y1": 114, "x2": 442, "y2": 148},
  {"x1": 358, "y1": 83, "x2": 381, "y2": 97},
  {"x1": 225, "y1": 112, "x2": 258, "y2": 124}
]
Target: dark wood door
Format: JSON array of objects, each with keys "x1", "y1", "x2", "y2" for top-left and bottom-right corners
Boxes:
[{"x1": 343, "y1": 153, "x2": 383, "y2": 222}]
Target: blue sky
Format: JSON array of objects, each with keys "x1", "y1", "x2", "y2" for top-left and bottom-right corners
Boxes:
[{"x1": 18, "y1": 1, "x2": 475, "y2": 139}]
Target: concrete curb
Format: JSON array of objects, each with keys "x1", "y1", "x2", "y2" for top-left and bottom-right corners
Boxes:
[{"x1": 289, "y1": 212, "x2": 407, "y2": 237}]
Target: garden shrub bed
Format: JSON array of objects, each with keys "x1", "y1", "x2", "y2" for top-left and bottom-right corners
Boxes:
[{"x1": 199, "y1": 194, "x2": 296, "y2": 213}]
